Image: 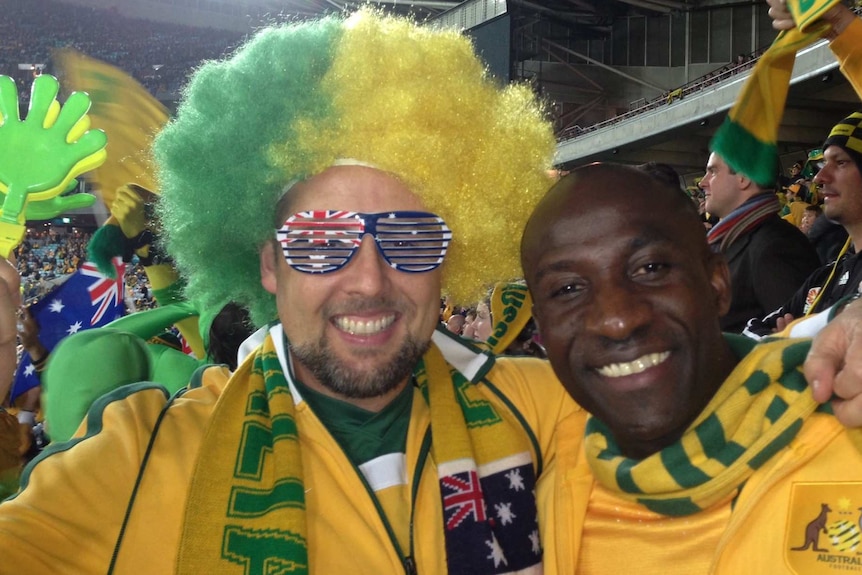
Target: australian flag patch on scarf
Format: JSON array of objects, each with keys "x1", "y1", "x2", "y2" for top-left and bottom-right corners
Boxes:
[{"x1": 440, "y1": 453, "x2": 542, "y2": 575}]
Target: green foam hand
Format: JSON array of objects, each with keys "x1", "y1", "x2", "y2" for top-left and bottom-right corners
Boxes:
[
  {"x1": 4, "y1": 178, "x2": 96, "y2": 222},
  {"x1": 0, "y1": 75, "x2": 107, "y2": 257}
]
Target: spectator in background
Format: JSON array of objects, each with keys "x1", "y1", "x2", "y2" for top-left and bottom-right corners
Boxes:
[
  {"x1": 10, "y1": 308, "x2": 46, "y2": 462},
  {"x1": 692, "y1": 184, "x2": 719, "y2": 230},
  {"x1": 778, "y1": 160, "x2": 805, "y2": 191},
  {"x1": 439, "y1": 294, "x2": 455, "y2": 323},
  {"x1": 790, "y1": 160, "x2": 803, "y2": 179},
  {"x1": 445, "y1": 313, "x2": 465, "y2": 335},
  {"x1": 699, "y1": 150, "x2": 820, "y2": 333},
  {"x1": 780, "y1": 182, "x2": 811, "y2": 228},
  {"x1": 461, "y1": 308, "x2": 478, "y2": 339},
  {"x1": 470, "y1": 300, "x2": 493, "y2": 342},
  {"x1": 800, "y1": 204, "x2": 822, "y2": 235},
  {"x1": 745, "y1": 112, "x2": 862, "y2": 338}
]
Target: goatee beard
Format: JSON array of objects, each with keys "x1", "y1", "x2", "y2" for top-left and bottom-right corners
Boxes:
[{"x1": 290, "y1": 334, "x2": 431, "y2": 399}]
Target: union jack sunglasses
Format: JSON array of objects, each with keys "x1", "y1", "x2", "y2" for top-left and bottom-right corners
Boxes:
[{"x1": 276, "y1": 210, "x2": 453, "y2": 274}]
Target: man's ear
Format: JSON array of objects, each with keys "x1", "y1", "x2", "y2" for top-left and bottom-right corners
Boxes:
[
  {"x1": 530, "y1": 304, "x2": 542, "y2": 337},
  {"x1": 708, "y1": 253, "x2": 732, "y2": 317},
  {"x1": 260, "y1": 240, "x2": 279, "y2": 295}
]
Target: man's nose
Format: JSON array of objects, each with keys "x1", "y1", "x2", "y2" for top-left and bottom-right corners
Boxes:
[
  {"x1": 813, "y1": 165, "x2": 830, "y2": 185},
  {"x1": 585, "y1": 282, "x2": 651, "y2": 341},
  {"x1": 344, "y1": 235, "x2": 389, "y2": 295}
]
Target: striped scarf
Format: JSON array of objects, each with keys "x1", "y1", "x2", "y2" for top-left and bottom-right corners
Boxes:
[
  {"x1": 710, "y1": 0, "x2": 841, "y2": 186},
  {"x1": 706, "y1": 193, "x2": 780, "y2": 253},
  {"x1": 178, "y1": 332, "x2": 540, "y2": 574},
  {"x1": 486, "y1": 282, "x2": 533, "y2": 354},
  {"x1": 584, "y1": 336, "x2": 818, "y2": 517}
]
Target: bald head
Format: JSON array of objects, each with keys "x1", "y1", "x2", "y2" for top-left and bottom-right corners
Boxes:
[{"x1": 521, "y1": 163, "x2": 704, "y2": 273}]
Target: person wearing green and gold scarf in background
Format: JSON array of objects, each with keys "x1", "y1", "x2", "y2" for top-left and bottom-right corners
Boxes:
[{"x1": 760, "y1": 0, "x2": 862, "y2": 429}]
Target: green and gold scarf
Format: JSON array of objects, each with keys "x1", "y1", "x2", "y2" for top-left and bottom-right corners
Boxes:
[
  {"x1": 585, "y1": 336, "x2": 818, "y2": 517},
  {"x1": 178, "y1": 333, "x2": 540, "y2": 574},
  {"x1": 710, "y1": 0, "x2": 841, "y2": 186}
]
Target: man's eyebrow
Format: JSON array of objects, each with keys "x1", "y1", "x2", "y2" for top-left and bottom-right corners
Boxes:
[
  {"x1": 531, "y1": 223, "x2": 677, "y2": 276},
  {"x1": 629, "y1": 232, "x2": 672, "y2": 251},
  {"x1": 532, "y1": 258, "x2": 578, "y2": 284}
]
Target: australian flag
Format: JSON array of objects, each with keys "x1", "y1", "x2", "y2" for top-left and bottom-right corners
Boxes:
[
  {"x1": 10, "y1": 259, "x2": 126, "y2": 403},
  {"x1": 440, "y1": 453, "x2": 542, "y2": 575}
]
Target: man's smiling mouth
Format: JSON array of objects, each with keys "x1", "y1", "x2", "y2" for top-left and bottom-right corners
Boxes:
[
  {"x1": 334, "y1": 314, "x2": 396, "y2": 335},
  {"x1": 597, "y1": 351, "x2": 671, "y2": 378}
]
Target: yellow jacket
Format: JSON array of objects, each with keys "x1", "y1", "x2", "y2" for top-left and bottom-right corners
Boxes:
[
  {"x1": 0, "y1": 328, "x2": 573, "y2": 574},
  {"x1": 540, "y1": 407, "x2": 862, "y2": 575},
  {"x1": 538, "y1": 334, "x2": 862, "y2": 575}
]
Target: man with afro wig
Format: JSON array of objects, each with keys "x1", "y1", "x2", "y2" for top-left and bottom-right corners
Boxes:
[{"x1": 0, "y1": 9, "x2": 575, "y2": 574}]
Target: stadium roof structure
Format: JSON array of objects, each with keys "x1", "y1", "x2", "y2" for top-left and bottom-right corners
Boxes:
[
  {"x1": 240, "y1": 0, "x2": 696, "y2": 26},
  {"x1": 52, "y1": 0, "x2": 859, "y2": 181}
]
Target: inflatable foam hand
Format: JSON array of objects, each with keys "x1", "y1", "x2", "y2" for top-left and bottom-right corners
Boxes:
[
  {"x1": 0, "y1": 178, "x2": 96, "y2": 222},
  {"x1": 0, "y1": 75, "x2": 107, "y2": 257}
]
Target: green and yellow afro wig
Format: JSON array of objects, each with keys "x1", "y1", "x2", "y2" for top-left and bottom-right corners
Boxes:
[{"x1": 154, "y1": 9, "x2": 556, "y2": 327}]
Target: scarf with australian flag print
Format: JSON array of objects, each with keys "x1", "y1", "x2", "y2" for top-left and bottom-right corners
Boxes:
[
  {"x1": 176, "y1": 333, "x2": 542, "y2": 575},
  {"x1": 418, "y1": 344, "x2": 543, "y2": 575}
]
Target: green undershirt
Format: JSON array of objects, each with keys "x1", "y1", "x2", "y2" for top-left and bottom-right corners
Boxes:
[{"x1": 293, "y1": 377, "x2": 413, "y2": 466}]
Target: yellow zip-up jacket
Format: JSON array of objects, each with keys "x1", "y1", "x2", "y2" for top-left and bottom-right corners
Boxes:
[
  {"x1": 0, "y1": 328, "x2": 573, "y2": 574},
  {"x1": 539, "y1": 406, "x2": 862, "y2": 575},
  {"x1": 541, "y1": 322, "x2": 862, "y2": 574}
]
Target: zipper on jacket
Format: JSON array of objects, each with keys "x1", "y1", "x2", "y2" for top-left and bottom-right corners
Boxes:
[
  {"x1": 337, "y1": 423, "x2": 432, "y2": 574},
  {"x1": 405, "y1": 429, "x2": 432, "y2": 574}
]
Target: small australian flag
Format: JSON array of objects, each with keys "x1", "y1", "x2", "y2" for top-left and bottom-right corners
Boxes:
[
  {"x1": 10, "y1": 259, "x2": 125, "y2": 402},
  {"x1": 440, "y1": 454, "x2": 542, "y2": 575}
]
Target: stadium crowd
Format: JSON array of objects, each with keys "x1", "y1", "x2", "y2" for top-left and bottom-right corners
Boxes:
[
  {"x1": 14, "y1": 228, "x2": 155, "y2": 310},
  {"x1": 0, "y1": 0, "x2": 244, "y2": 99}
]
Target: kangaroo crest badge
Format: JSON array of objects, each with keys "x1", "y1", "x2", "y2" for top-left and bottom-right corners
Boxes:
[{"x1": 785, "y1": 483, "x2": 862, "y2": 574}]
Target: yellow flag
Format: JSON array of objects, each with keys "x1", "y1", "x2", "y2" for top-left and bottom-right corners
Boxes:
[{"x1": 52, "y1": 49, "x2": 169, "y2": 209}]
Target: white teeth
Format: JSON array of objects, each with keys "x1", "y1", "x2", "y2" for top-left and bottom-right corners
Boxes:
[
  {"x1": 334, "y1": 315, "x2": 395, "y2": 335},
  {"x1": 597, "y1": 351, "x2": 670, "y2": 378}
]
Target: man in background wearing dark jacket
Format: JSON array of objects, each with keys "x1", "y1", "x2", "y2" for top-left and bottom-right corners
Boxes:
[{"x1": 700, "y1": 150, "x2": 820, "y2": 332}]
